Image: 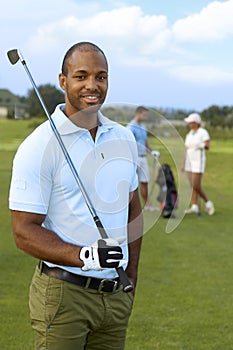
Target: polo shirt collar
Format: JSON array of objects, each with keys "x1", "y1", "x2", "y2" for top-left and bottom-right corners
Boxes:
[{"x1": 52, "y1": 104, "x2": 114, "y2": 135}]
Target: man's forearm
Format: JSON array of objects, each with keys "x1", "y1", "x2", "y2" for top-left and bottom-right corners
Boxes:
[
  {"x1": 126, "y1": 236, "x2": 142, "y2": 287},
  {"x1": 126, "y1": 189, "x2": 143, "y2": 288},
  {"x1": 146, "y1": 140, "x2": 152, "y2": 153},
  {"x1": 11, "y1": 210, "x2": 83, "y2": 267}
]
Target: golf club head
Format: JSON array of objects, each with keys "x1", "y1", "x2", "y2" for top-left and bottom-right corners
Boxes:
[{"x1": 7, "y1": 49, "x2": 20, "y2": 65}]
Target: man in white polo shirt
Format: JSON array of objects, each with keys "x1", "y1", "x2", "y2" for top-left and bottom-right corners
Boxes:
[{"x1": 9, "y1": 42, "x2": 143, "y2": 350}]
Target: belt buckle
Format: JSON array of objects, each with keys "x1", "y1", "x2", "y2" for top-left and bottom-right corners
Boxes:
[{"x1": 98, "y1": 279, "x2": 118, "y2": 293}]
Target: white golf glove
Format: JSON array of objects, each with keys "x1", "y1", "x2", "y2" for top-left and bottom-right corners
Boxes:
[
  {"x1": 151, "y1": 150, "x2": 160, "y2": 159},
  {"x1": 80, "y1": 238, "x2": 126, "y2": 271}
]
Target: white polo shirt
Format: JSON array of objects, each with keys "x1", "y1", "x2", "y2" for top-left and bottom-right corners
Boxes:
[{"x1": 9, "y1": 104, "x2": 138, "y2": 279}]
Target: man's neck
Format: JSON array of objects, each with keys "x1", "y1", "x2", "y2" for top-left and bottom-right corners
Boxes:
[
  {"x1": 67, "y1": 109, "x2": 99, "y2": 131},
  {"x1": 89, "y1": 126, "x2": 98, "y2": 141},
  {"x1": 134, "y1": 116, "x2": 141, "y2": 124}
]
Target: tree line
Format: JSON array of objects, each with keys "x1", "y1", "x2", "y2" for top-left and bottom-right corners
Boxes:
[
  {"x1": 18, "y1": 84, "x2": 65, "y2": 117},
  {"x1": 18, "y1": 84, "x2": 233, "y2": 128}
]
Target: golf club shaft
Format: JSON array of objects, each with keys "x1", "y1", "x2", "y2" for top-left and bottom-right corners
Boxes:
[{"x1": 9, "y1": 51, "x2": 132, "y2": 292}]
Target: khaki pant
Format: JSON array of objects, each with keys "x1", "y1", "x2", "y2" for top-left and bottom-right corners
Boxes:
[{"x1": 29, "y1": 267, "x2": 134, "y2": 350}]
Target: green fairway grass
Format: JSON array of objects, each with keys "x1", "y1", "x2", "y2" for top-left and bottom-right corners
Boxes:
[{"x1": 0, "y1": 119, "x2": 233, "y2": 349}]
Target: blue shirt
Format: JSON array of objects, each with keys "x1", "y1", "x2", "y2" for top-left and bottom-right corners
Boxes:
[
  {"x1": 127, "y1": 119, "x2": 147, "y2": 156},
  {"x1": 9, "y1": 104, "x2": 138, "y2": 279}
]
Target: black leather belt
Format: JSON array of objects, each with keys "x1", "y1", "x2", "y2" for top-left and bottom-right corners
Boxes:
[{"x1": 40, "y1": 262, "x2": 121, "y2": 293}]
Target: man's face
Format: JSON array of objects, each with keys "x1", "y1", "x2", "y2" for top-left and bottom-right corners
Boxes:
[
  {"x1": 59, "y1": 50, "x2": 108, "y2": 116},
  {"x1": 138, "y1": 111, "x2": 148, "y2": 122}
]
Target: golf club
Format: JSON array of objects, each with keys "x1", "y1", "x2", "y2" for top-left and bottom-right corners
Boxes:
[{"x1": 7, "y1": 49, "x2": 133, "y2": 293}]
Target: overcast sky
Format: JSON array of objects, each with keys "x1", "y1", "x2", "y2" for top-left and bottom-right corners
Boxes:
[{"x1": 1, "y1": 0, "x2": 233, "y2": 110}]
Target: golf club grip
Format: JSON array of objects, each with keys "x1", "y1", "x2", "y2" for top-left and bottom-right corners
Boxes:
[
  {"x1": 116, "y1": 266, "x2": 133, "y2": 293},
  {"x1": 94, "y1": 216, "x2": 133, "y2": 292}
]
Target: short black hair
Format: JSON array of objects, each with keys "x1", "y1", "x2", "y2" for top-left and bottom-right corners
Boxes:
[
  {"x1": 135, "y1": 106, "x2": 148, "y2": 114},
  {"x1": 61, "y1": 42, "x2": 108, "y2": 76}
]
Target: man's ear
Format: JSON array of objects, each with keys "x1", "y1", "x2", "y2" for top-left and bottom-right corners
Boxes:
[{"x1": 59, "y1": 73, "x2": 66, "y2": 91}]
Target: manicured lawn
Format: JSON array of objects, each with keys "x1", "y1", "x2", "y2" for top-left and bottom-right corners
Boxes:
[{"x1": 0, "y1": 119, "x2": 233, "y2": 349}]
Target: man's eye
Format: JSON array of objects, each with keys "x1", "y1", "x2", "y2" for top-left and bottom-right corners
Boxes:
[
  {"x1": 97, "y1": 75, "x2": 107, "y2": 81},
  {"x1": 76, "y1": 75, "x2": 85, "y2": 80}
]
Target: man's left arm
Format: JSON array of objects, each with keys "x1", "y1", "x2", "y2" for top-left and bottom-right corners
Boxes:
[
  {"x1": 126, "y1": 188, "x2": 143, "y2": 293},
  {"x1": 146, "y1": 139, "x2": 152, "y2": 153}
]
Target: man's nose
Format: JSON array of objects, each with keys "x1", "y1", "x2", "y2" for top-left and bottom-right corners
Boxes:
[{"x1": 85, "y1": 76, "x2": 97, "y2": 90}]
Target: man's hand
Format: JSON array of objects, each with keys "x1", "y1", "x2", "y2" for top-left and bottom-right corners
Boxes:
[
  {"x1": 80, "y1": 238, "x2": 126, "y2": 271},
  {"x1": 151, "y1": 150, "x2": 160, "y2": 159}
]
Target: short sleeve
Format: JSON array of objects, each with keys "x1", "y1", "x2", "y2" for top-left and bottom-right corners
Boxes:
[
  {"x1": 126, "y1": 122, "x2": 135, "y2": 137},
  {"x1": 9, "y1": 135, "x2": 52, "y2": 214},
  {"x1": 130, "y1": 168, "x2": 138, "y2": 192},
  {"x1": 201, "y1": 128, "x2": 210, "y2": 142},
  {"x1": 125, "y1": 128, "x2": 139, "y2": 192}
]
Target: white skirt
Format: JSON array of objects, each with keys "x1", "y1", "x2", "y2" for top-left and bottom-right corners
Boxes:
[{"x1": 185, "y1": 149, "x2": 206, "y2": 173}]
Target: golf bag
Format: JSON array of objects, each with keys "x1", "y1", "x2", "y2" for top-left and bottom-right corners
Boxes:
[{"x1": 156, "y1": 164, "x2": 178, "y2": 218}]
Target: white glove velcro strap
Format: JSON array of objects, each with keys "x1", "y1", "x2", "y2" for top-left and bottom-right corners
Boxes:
[{"x1": 80, "y1": 246, "x2": 101, "y2": 271}]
